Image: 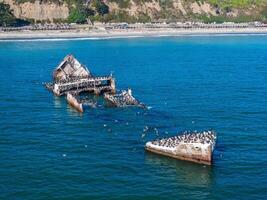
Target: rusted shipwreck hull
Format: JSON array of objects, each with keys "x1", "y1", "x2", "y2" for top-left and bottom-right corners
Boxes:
[
  {"x1": 145, "y1": 131, "x2": 217, "y2": 165},
  {"x1": 46, "y1": 55, "x2": 116, "y2": 96},
  {"x1": 66, "y1": 93, "x2": 84, "y2": 113},
  {"x1": 45, "y1": 55, "x2": 145, "y2": 112}
]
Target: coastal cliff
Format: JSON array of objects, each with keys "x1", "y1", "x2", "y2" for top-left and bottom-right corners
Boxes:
[
  {"x1": 1, "y1": 0, "x2": 267, "y2": 23},
  {"x1": 1, "y1": 0, "x2": 69, "y2": 21},
  {"x1": 105, "y1": 0, "x2": 267, "y2": 23}
]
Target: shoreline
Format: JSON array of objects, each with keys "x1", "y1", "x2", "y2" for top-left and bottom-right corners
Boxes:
[{"x1": 1, "y1": 27, "x2": 267, "y2": 41}]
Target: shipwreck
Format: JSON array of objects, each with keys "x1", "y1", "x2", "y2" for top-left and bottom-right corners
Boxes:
[
  {"x1": 46, "y1": 55, "x2": 116, "y2": 96},
  {"x1": 145, "y1": 131, "x2": 217, "y2": 165},
  {"x1": 45, "y1": 55, "x2": 145, "y2": 112}
]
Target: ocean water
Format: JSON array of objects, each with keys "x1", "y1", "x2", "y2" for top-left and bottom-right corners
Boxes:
[{"x1": 0, "y1": 35, "x2": 267, "y2": 200}]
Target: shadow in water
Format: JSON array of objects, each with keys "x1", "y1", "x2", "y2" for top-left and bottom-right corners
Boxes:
[
  {"x1": 145, "y1": 151, "x2": 214, "y2": 187},
  {"x1": 54, "y1": 95, "x2": 83, "y2": 117},
  {"x1": 53, "y1": 96, "x2": 63, "y2": 109},
  {"x1": 66, "y1": 104, "x2": 83, "y2": 117}
]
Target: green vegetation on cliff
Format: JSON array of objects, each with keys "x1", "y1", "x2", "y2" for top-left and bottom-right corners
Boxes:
[
  {"x1": 3, "y1": 0, "x2": 267, "y2": 25},
  {"x1": 68, "y1": 6, "x2": 95, "y2": 23},
  {"x1": 94, "y1": 0, "x2": 109, "y2": 15},
  {"x1": 206, "y1": 0, "x2": 263, "y2": 8},
  {"x1": 67, "y1": 0, "x2": 109, "y2": 23},
  {"x1": 87, "y1": 0, "x2": 267, "y2": 23},
  {"x1": 0, "y1": 2, "x2": 30, "y2": 26},
  {"x1": 0, "y1": 3, "x2": 17, "y2": 26}
]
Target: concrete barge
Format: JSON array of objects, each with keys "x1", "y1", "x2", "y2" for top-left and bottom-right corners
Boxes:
[{"x1": 145, "y1": 131, "x2": 216, "y2": 165}]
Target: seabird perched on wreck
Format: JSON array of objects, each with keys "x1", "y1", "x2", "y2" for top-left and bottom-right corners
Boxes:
[{"x1": 145, "y1": 131, "x2": 217, "y2": 165}]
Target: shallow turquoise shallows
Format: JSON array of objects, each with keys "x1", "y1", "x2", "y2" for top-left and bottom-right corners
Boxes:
[{"x1": 0, "y1": 35, "x2": 267, "y2": 200}]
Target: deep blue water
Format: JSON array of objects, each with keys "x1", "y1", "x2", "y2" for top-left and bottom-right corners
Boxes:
[{"x1": 0, "y1": 35, "x2": 267, "y2": 200}]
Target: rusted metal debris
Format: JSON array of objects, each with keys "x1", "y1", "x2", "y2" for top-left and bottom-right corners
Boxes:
[
  {"x1": 66, "y1": 92, "x2": 97, "y2": 112},
  {"x1": 104, "y1": 89, "x2": 146, "y2": 108},
  {"x1": 66, "y1": 92, "x2": 84, "y2": 113},
  {"x1": 45, "y1": 55, "x2": 145, "y2": 112}
]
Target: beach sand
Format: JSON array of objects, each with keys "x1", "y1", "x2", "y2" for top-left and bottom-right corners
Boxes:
[{"x1": 1, "y1": 27, "x2": 267, "y2": 40}]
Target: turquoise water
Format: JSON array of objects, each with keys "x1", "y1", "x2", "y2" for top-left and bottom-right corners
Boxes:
[{"x1": 0, "y1": 35, "x2": 267, "y2": 199}]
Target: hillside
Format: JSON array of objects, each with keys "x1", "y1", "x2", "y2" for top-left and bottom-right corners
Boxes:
[
  {"x1": 1, "y1": 0, "x2": 267, "y2": 25},
  {"x1": 104, "y1": 0, "x2": 267, "y2": 23}
]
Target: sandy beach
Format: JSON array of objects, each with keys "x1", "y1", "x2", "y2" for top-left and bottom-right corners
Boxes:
[{"x1": 1, "y1": 27, "x2": 267, "y2": 40}]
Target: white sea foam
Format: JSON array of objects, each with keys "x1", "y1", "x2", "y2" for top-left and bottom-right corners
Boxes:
[
  {"x1": 1, "y1": 32, "x2": 267, "y2": 42},
  {"x1": 0, "y1": 37, "x2": 108, "y2": 42},
  {"x1": 0, "y1": 35, "x2": 146, "y2": 42}
]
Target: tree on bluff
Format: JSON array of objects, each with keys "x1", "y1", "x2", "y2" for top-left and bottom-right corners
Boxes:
[
  {"x1": 68, "y1": 6, "x2": 95, "y2": 23},
  {"x1": 0, "y1": 3, "x2": 16, "y2": 26},
  {"x1": 95, "y1": 1, "x2": 109, "y2": 16}
]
